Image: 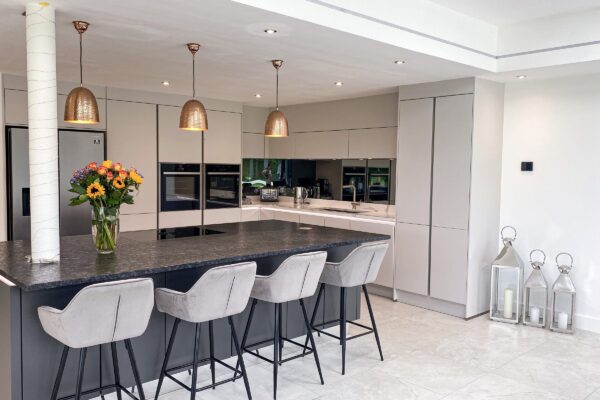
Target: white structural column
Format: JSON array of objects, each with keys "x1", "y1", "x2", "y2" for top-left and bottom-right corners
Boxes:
[{"x1": 26, "y1": 2, "x2": 60, "y2": 262}]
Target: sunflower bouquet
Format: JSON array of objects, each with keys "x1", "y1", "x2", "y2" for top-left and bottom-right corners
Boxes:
[{"x1": 68, "y1": 160, "x2": 144, "y2": 254}]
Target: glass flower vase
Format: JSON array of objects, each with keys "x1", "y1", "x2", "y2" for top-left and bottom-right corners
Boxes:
[{"x1": 91, "y1": 206, "x2": 120, "y2": 254}]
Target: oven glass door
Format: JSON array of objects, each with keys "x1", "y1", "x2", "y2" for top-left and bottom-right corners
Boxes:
[
  {"x1": 205, "y1": 174, "x2": 240, "y2": 209},
  {"x1": 161, "y1": 172, "x2": 201, "y2": 211}
]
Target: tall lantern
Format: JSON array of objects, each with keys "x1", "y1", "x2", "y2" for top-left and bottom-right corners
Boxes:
[
  {"x1": 490, "y1": 226, "x2": 524, "y2": 324},
  {"x1": 523, "y1": 249, "x2": 548, "y2": 328},
  {"x1": 550, "y1": 252, "x2": 576, "y2": 334}
]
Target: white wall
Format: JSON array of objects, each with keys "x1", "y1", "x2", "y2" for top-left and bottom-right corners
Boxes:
[{"x1": 500, "y1": 73, "x2": 600, "y2": 332}]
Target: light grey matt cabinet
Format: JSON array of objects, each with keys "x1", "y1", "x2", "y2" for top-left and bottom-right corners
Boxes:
[
  {"x1": 429, "y1": 226, "x2": 469, "y2": 304},
  {"x1": 396, "y1": 98, "x2": 433, "y2": 226},
  {"x1": 395, "y1": 222, "x2": 429, "y2": 296},
  {"x1": 431, "y1": 94, "x2": 473, "y2": 230}
]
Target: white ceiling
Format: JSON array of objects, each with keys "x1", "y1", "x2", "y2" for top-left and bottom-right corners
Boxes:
[
  {"x1": 0, "y1": 0, "x2": 484, "y2": 106},
  {"x1": 428, "y1": 0, "x2": 600, "y2": 26}
]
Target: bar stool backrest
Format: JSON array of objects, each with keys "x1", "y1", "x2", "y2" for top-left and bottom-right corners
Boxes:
[
  {"x1": 173, "y1": 262, "x2": 257, "y2": 323},
  {"x1": 255, "y1": 251, "x2": 327, "y2": 304},
  {"x1": 331, "y1": 242, "x2": 389, "y2": 287},
  {"x1": 38, "y1": 278, "x2": 154, "y2": 348}
]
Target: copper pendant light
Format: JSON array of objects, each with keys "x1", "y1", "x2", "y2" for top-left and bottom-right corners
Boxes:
[
  {"x1": 264, "y1": 60, "x2": 288, "y2": 138},
  {"x1": 180, "y1": 43, "x2": 208, "y2": 131},
  {"x1": 64, "y1": 21, "x2": 99, "y2": 124}
]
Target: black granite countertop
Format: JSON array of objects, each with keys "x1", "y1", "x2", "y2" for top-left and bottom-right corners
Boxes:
[{"x1": 0, "y1": 220, "x2": 389, "y2": 291}]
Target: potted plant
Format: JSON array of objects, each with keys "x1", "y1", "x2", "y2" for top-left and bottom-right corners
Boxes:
[{"x1": 68, "y1": 160, "x2": 143, "y2": 254}]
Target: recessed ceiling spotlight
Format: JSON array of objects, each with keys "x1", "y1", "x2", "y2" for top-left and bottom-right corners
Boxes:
[
  {"x1": 516, "y1": 75, "x2": 527, "y2": 79},
  {"x1": 255, "y1": 93, "x2": 262, "y2": 98},
  {"x1": 264, "y1": 28, "x2": 277, "y2": 34},
  {"x1": 334, "y1": 81, "x2": 344, "y2": 86},
  {"x1": 394, "y1": 60, "x2": 406, "y2": 65},
  {"x1": 161, "y1": 81, "x2": 170, "y2": 87}
]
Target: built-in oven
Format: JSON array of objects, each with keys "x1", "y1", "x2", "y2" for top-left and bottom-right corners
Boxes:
[
  {"x1": 204, "y1": 164, "x2": 241, "y2": 209},
  {"x1": 160, "y1": 163, "x2": 202, "y2": 211}
]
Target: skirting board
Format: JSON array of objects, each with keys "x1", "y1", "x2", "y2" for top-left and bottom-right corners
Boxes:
[
  {"x1": 366, "y1": 283, "x2": 395, "y2": 300},
  {"x1": 393, "y1": 289, "x2": 467, "y2": 319}
]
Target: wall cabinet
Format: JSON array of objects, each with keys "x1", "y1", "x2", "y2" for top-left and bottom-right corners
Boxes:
[
  {"x1": 265, "y1": 136, "x2": 295, "y2": 159},
  {"x1": 106, "y1": 100, "x2": 157, "y2": 223},
  {"x1": 242, "y1": 133, "x2": 264, "y2": 158},
  {"x1": 204, "y1": 111, "x2": 242, "y2": 164},
  {"x1": 158, "y1": 105, "x2": 203, "y2": 163},
  {"x1": 348, "y1": 127, "x2": 397, "y2": 159},
  {"x1": 294, "y1": 131, "x2": 348, "y2": 159}
]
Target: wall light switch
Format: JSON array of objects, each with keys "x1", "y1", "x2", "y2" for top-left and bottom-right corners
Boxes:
[{"x1": 521, "y1": 161, "x2": 533, "y2": 172}]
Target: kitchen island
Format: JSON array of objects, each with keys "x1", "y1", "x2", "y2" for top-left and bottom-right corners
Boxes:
[{"x1": 0, "y1": 220, "x2": 389, "y2": 400}]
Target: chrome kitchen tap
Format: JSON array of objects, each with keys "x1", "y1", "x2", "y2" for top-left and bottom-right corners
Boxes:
[{"x1": 342, "y1": 184, "x2": 361, "y2": 209}]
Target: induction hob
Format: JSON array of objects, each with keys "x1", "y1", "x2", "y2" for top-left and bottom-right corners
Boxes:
[{"x1": 157, "y1": 226, "x2": 225, "y2": 240}]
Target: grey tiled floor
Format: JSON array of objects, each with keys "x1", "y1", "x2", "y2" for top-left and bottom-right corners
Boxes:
[{"x1": 94, "y1": 294, "x2": 600, "y2": 399}]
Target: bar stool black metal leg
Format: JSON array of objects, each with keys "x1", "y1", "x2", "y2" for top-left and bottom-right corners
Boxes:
[
  {"x1": 273, "y1": 303, "x2": 280, "y2": 400},
  {"x1": 278, "y1": 303, "x2": 284, "y2": 365},
  {"x1": 229, "y1": 316, "x2": 252, "y2": 400},
  {"x1": 155, "y1": 318, "x2": 180, "y2": 399},
  {"x1": 234, "y1": 298, "x2": 257, "y2": 381},
  {"x1": 340, "y1": 287, "x2": 347, "y2": 375},
  {"x1": 110, "y1": 342, "x2": 123, "y2": 400},
  {"x1": 303, "y1": 282, "x2": 325, "y2": 355},
  {"x1": 50, "y1": 345, "x2": 69, "y2": 400},
  {"x1": 363, "y1": 284, "x2": 384, "y2": 361},
  {"x1": 300, "y1": 299, "x2": 324, "y2": 385},
  {"x1": 74, "y1": 347, "x2": 87, "y2": 400},
  {"x1": 190, "y1": 323, "x2": 202, "y2": 400},
  {"x1": 209, "y1": 320, "x2": 216, "y2": 389},
  {"x1": 124, "y1": 339, "x2": 146, "y2": 400}
]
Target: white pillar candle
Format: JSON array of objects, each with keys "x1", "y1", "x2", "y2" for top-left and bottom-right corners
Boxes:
[
  {"x1": 26, "y1": 2, "x2": 60, "y2": 263},
  {"x1": 529, "y1": 307, "x2": 540, "y2": 324},
  {"x1": 503, "y1": 288, "x2": 513, "y2": 319},
  {"x1": 557, "y1": 312, "x2": 569, "y2": 330}
]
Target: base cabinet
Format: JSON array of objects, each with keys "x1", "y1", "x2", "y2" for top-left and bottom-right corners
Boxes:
[
  {"x1": 394, "y1": 223, "x2": 429, "y2": 296},
  {"x1": 429, "y1": 226, "x2": 469, "y2": 305},
  {"x1": 349, "y1": 220, "x2": 395, "y2": 289}
]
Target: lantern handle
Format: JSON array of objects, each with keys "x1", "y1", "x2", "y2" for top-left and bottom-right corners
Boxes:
[
  {"x1": 500, "y1": 226, "x2": 517, "y2": 242},
  {"x1": 556, "y1": 252, "x2": 574, "y2": 268},
  {"x1": 529, "y1": 249, "x2": 546, "y2": 265}
]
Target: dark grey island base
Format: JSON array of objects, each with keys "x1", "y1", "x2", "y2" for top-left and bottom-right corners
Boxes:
[{"x1": 0, "y1": 220, "x2": 389, "y2": 400}]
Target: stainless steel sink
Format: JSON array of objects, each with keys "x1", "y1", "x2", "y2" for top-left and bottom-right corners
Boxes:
[{"x1": 317, "y1": 207, "x2": 367, "y2": 214}]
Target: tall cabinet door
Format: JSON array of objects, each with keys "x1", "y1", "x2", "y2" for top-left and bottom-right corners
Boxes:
[
  {"x1": 396, "y1": 98, "x2": 434, "y2": 225},
  {"x1": 395, "y1": 222, "x2": 429, "y2": 295},
  {"x1": 204, "y1": 111, "x2": 242, "y2": 164},
  {"x1": 429, "y1": 227, "x2": 468, "y2": 304},
  {"x1": 107, "y1": 100, "x2": 157, "y2": 228},
  {"x1": 431, "y1": 94, "x2": 473, "y2": 230}
]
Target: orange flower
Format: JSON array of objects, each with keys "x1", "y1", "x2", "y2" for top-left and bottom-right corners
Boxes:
[
  {"x1": 97, "y1": 166, "x2": 107, "y2": 175},
  {"x1": 86, "y1": 182, "x2": 105, "y2": 199},
  {"x1": 102, "y1": 160, "x2": 113, "y2": 168},
  {"x1": 113, "y1": 162, "x2": 123, "y2": 172},
  {"x1": 113, "y1": 177, "x2": 125, "y2": 189},
  {"x1": 118, "y1": 170, "x2": 128, "y2": 179},
  {"x1": 87, "y1": 162, "x2": 98, "y2": 171},
  {"x1": 106, "y1": 171, "x2": 114, "y2": 180},
  {"x1": 130, "y1": 170, "x2": 144, "y2": 184}
]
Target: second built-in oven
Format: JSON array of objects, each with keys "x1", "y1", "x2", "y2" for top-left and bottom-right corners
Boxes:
[
  {"x1": 160, "y1": 163, "x2": 202, "y2": 211},
  {"x1": 204, "y1": 164, "x2": 241, "y2": 209}
]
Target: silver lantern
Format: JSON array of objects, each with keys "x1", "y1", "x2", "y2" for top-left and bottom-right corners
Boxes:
[
  {"x1": 550, "y1": 252, "x2": 576, "y2": 334},
  {"x1": 490, "y1": 226, "x2": 524, "y2": 324},
  {"x1": 523, "y1": 249, "x2": 548, "y2": 328}
]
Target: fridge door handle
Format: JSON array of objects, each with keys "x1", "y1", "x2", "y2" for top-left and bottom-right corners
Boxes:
[{"x1": 22, "y1": 188, "x2": 30, "y2": 217}]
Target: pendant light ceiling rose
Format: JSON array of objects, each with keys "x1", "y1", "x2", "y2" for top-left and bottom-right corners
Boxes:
[
  {"x1": 64, "y1": 20, "x2": 99, "y2": 124},
  {"x1": 264, "y1": 59, "x2": 288, "y2": 138},
  {"x1": 179, "y1": 42, "x2": 208, "y2": 131}
]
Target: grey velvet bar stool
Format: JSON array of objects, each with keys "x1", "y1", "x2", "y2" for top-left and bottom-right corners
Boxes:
[
  {"x1": 38, "y1": 278, "x2": 155, "y2": 400},
  {"x1": 236, "y1": 251, "x2": 327, "y2": 400},
  {"x1": 153, "y1": 261, "x2": 257, "y2": 400},
  {"x1": 305, "y1": 242, "x2": 388, "y2": 375}
]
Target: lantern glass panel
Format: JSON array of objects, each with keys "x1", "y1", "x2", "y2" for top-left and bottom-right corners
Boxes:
[
  {"x1": 524, "y1": 286, "x2": 546, "y2": 325},
  {"x1": 552, "y1": 291, "x2": 574, "y2": 331},
  {"x1": 491, "y1": 267, "x2": 519, "y2": 320}
]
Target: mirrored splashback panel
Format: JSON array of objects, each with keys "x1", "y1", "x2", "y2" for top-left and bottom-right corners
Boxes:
[{"x1": 242, "y1": 158, "x2": 396, "y2": 205}]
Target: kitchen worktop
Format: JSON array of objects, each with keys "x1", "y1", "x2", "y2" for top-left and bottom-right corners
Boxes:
[
  {"x1": 243, "y1": 197, "x2": 396, "y2": 222},
  {"x1": 0, "y1": 220, "x2": 389, "y2": 291}
]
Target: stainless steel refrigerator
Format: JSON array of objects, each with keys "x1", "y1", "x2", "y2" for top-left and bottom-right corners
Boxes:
[{"x1": 7, "y1": 127, "x2": 105, "y2": 240}]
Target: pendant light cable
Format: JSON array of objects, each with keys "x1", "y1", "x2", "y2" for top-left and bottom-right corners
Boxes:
[
  {"x1": 79, "y1": 31, "x2": 83, "y2": 87},
  {"x1": 192, "y1": 52, "x2": 196, "y2": 98},
  {"x1": 275, "y1": 67, "x2": 279, "y2": 110}
]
